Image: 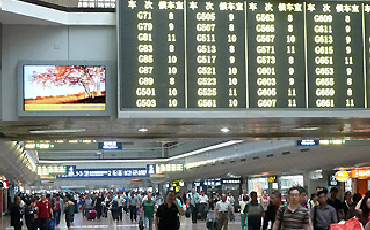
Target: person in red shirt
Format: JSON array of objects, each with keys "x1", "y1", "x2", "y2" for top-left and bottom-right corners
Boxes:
[
  {"x1": 35, "y1": 194, "x2": 53, "y2": 230},
  {"x1": 53, "y1": 194, "x2": 63, "y2": 226}
]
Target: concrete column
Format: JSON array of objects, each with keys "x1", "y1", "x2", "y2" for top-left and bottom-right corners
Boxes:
[
  {"x1": 304, "y1": 170, "x2": 335, "y2": 195},
  {"x1": 3, "y1": 188, "x2": 7, "y2": 215},
  {"x1": 0, "y1": 188, "x2": 3, "y2": 216}
]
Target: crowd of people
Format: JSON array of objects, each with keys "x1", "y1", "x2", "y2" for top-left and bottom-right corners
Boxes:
[
  {"x1": 8, "y1": 186, "x2": 370, "y2": 230},
  {"x1": 8, "y1": 190, "x2": 184, "y2": 230}
]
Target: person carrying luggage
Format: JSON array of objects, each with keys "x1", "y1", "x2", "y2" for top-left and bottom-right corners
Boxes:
[{"x1": 83, "y1": 194, "x2": 93, "y2": 217}]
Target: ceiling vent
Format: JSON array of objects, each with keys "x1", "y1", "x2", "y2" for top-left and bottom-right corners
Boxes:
[
  {"x1": 252, "y1": 156, "x2": 260, "y2": 160},
  {"x1": 282, "y1": 151, "x2": 290, "y2": 155},
  {"x1": 266, "y1": 154, "x2": 274, "y2": 157},
  {"x1": 300, "y1": 148, "x2": 310, "y2": 152},
  {"x1": 241, "y1": 159, "x2": 246, "y2": 162}
]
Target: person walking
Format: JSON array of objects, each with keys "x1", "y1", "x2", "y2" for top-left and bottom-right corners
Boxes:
[
  {"x1": 263, "y1": 191, "x2": 283, "y2": 230},
  {"x1": 309, "y1": 194, "x2": 319, "y2": 211},
  {"x1": 10, "y1": 197, "x2": 22, "y2": 230},
  {"x1": 64, "y1": 195, "x2": 74, "y2": 230},
  {"x1": 261, "y1": 190, "x2": 270, "y2": 211},
  {"x1": 115, "y1": 193, "x2": 124, "y2": 222},
  {"x1": 199, "y1": 191, "x2": 209, "y2": 221},
  {"x1": 343, "y1": 191, "x2": 352, "y2": 218},
  {"x1": 83, "y1": 194, "x2": 93, "y2": 217},
  {"x1": 53, "y1": 194, "x2": 63, "y2": 226},
  {"x1": 243, "y1": 191, "x2": 265, "y2": 230},
  {"x1": 155, "y1": 191, "x2": 185, "y2": 230},
  {"x1": 35, "y1": 194, "x2": 53, "y2": 230},
  {"x1": 129, "y1": 193, "x2": 138, "y2": 222},
  {"x1": 96, "y1": 193, "x2": 105, "y2": 219},
  {"x1": 187, "y1": 188, "x2": 200, "y2": 224},
  {"x1": 215, "y1": 194, "x2": 233, "y2": 230},
  {"x1": 328, "y1": 187, "x2": 345, "y2": 220},
  {"x1": 311, "y1": 190, "x2": 338, "y2": 230},
  {"x1": 272, "y1": 186, "x2": 311, "y2": 230},
  {"x1": 227, "y1": 192, "x2": 236, "y2": 221},
  {"x1": 140, "y1": 193, "x2": 156, "y2": 230},
  {"x1": 24, "y1": 200, "x2": 35, "y2": 230},
  {"x1": 240, "y1": 195, "x2": 249, "y2": 230},
  {"x1": 359, "y1": 195, "x2": 370, "y2": 226}
]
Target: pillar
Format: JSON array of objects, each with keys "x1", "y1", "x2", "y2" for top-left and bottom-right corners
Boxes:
[{"x1": 0, "y1": 188, "x2": 2, "y2": 216}]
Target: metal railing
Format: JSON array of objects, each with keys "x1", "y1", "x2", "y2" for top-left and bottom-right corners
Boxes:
[{"x1": 19, "y1": 0, "x2": 115, "y2": 11}]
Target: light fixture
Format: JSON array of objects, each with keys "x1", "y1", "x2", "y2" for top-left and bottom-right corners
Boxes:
[
  {"x1": 139, "y1": 128, "x2": 149, "y2": 133},
  {"x1": 294, "y1": 127, "x2": 320, "y2": 131},
  {"x1": 221, "y1": 127, "x2": 230, "y2": 133},
  {"x1": 29, "y1": 129, "x2": 86, "y2": 134}
]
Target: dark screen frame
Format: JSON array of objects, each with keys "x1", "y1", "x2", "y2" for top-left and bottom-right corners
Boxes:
[{"x1": 18, "y1": 61, "x2": 112, "y2": 117}]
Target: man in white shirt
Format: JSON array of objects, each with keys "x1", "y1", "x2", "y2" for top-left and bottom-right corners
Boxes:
[
  {"x1": 198, "y1": 191, "x2": 209, "y2": 221},
  {"x1": 115, "y1": 193, "x2": 124, "y2": 222},
  {"x1": 227, "y1": 192, "x2": 235, "y2": 221},
  {"x1": 216, "y1": 194, "x2": 233, "y2": 230}
]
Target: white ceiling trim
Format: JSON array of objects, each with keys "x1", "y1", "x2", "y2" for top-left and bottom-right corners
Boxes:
[{"x1": 0, "y1": 0, "x2": 115, "y2": 25}]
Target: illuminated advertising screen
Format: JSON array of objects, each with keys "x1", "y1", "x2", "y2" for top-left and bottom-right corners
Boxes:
[
  {"x1": 118, "y1": 0, "x2": 370, "y2": 112},
  {"x1": 19, "y1": 62, "x2": 111, "y2": 116}
]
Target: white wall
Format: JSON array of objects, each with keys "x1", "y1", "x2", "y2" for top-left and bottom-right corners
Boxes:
[{"x1": 2, "y1": 25, "x2": 117, "y2": 121}]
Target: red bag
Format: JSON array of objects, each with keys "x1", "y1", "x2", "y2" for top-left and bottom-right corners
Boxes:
[
  {"x1": 344, "y1": 218, "x2": 362, "y2": 230},
  {"x1": 330, "y1": 223, "x2": 344, "y2": 230}
]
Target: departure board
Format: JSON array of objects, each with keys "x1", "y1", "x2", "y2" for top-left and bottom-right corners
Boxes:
[{"x1": 118, "y1": 0, "x2": 370, "y2": 109}]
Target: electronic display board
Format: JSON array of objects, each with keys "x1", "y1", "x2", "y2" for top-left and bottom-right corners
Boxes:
[
  {"x1": 18, "y1": 61, "x2": 112, "y2": 117},
  {"x1": 306, "y1": 2, "x2": 365, "y2": 108},
  {"x1": 118, "y1": 0, "x2": 370, "y2": 110}
]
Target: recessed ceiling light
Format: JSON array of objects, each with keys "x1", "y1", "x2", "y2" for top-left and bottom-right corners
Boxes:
[
  {"x1": 29, "y1": 129, "x2": 86, "y2": 134},
  {"x1": 221, "y1": 127, "x2": 230, "y2": 133},
  {"x1": 139, "y1": 128, "x2": 148, "y2": 133},
  {"x1": 294, "y1": 127, "x2": 320, "y2": 131}
]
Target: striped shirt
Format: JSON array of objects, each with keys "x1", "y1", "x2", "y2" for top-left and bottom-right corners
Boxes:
[{"x1": 276, "y1": 205, "x2": 310, "y2": 230}]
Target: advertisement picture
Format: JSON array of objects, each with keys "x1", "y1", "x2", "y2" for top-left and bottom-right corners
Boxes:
[{"x1": 23, "y1": 64, "x2": 106, "y2": 111}]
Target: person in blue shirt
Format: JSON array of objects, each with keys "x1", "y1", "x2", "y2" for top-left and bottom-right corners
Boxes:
[{"x1": 124, "y1": 192, "x2": 130, "y2": 215}]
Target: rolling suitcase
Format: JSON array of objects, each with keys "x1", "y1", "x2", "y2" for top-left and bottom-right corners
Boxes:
[
  {"x1": 185, "y1": 208, "x2": 191, "y2": 218},
  {"x1": 48, "y1": 218, "x2": 55, "y2": 230},
  {"x1": 87, "y1": 210, "x2": 97, "y2": 220},
  {"x1": 206, "y1": 218, "x2": 217, "y2": 230}
]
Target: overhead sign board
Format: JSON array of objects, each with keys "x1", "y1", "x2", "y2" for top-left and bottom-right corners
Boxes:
[
  {"x1": 351, "y1": 168, "x2": 370, "y2": 179},
  {"x1": 336, "y1": 171, "x2": 351, "y2": 182},
  {"x1": 297, "y1": 139, "x2": 319, "y2": 146},
  {"x1": 58, "y1": 167, "x2": 148, "y2": 178},
  {"x1": 147, "y1": 164, "x2": 156, "y2": 174},
  {"x1": 329, "y1": 175, "x2": 338, "y2": 186},
  {"x1": 98, "y1": 141, "x2": 122, "y2": 150}
]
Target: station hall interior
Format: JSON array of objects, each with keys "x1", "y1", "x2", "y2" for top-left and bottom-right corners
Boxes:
[{"x1": 2, "y1": 0, "x2": 370, "y2": 230}]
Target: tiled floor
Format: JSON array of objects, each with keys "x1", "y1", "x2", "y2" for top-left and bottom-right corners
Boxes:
[{"x1": 0, "y1": 211, "x2": 246, "y2": 230}]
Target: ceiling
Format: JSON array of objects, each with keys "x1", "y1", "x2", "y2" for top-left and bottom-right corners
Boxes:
[{"x1": 166, "y1": 145, "x2": 370, "y2": 180}]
